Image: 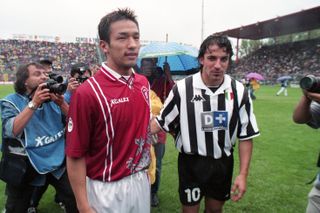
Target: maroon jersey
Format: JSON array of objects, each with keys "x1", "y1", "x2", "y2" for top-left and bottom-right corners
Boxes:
[{"x1": 66, "y1": 64, "x2": 151, "y2": 182}]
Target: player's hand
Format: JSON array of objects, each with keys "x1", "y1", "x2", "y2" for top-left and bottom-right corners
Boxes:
[{"x1": 231, "y1": 174, "x2": 247, "y2": 202}]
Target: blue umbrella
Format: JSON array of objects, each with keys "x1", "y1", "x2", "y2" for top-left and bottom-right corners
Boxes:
[
  {"x1": 277, "y1": 75, "x2": 292, "y2": 81},
  {"x1": 138, "y1": 42, "x2": 199, "y2": 73}
]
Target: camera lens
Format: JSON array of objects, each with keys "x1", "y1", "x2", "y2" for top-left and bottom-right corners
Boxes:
[{"x1": 300, "y1": 76, "x2": 314, "y2": 90}]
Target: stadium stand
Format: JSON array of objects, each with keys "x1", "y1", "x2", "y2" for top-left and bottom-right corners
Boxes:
[
  {"x1": 231, "y1": 38, "x2": 320, "y2": 83},
  {"x1": 0, "y1": 39, "x2": 100, "y2": 81}
]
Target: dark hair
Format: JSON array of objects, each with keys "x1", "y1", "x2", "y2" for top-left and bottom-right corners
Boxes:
[
  {"x1": 98, "y1": 8, "x2": 139, "y2": 44},
  {"x1": 198, "y1": 35, "x2": 233, "y2": 69},
  {"x1": 39, "y1": 59, "x2": 52, "y2": 66},
  {"x1": 14, "y1": 63, "x2": 44, "y2": 95}
]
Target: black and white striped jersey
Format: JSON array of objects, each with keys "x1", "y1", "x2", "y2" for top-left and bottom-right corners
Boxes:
[{"x1": 156, "y1": 72, "x2": 260, "y2": 158}]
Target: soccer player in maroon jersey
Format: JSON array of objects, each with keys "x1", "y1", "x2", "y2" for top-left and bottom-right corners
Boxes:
[{"x1": 66, "y1": 8, "x2": 151, "y2": 212}]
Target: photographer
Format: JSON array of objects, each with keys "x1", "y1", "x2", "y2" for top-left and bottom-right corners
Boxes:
[
  {"x1": 0, "y1": 63, "x2": 77, "y2": 212},
  {"x1": 64, "y1": 63, "x2": 92, "y2": 104},
  {"x1": 293, "y1": 86, "x2": 320, "y2": 213}
]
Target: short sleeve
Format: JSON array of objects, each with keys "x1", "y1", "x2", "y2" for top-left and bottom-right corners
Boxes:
[{"x1": 65, "y1": 89, "x2": 92, "y2": 157}]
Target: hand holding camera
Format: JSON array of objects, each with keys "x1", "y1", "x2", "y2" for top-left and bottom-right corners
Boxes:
[
  {"x1": 67, "y1": 77, "x2": 80, "y2": 92},
  {"x1": 32, "y1": 83, "x2": 51, "y2": 107}
]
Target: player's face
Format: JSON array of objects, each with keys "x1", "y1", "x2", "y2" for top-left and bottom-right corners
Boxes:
[
  {"x1": 199, "y1": 44, "x2": 230, "y2": 86},
  {"x1": 25, "y1": 65, "x2": 48, "y2": 93},
  {"x1": 101, "y1": 20, "x2": 140, "y2": 75}
]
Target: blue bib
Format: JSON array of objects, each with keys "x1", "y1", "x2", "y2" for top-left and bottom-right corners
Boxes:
[{"x1": 3, "y1": 94, "x2": 65, "y2": 174}]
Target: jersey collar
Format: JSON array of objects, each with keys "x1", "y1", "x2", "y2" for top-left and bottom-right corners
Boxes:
[
  {"x1": 193, "y1": 72, "x2": 232, "y2": 95},
  {"x1": 101, "y1": 62, "x2": 135, "y2": 80}
]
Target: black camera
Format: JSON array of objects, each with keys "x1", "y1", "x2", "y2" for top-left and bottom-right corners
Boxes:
[
  {"x1": 76, "y1": 66, "x2": 89, "y2": 83},
  {"x1": 44, "y1": 73, "x2": 67, "y2": 95},
  {"x1": 300, "y1": 75, "x2": 320, "y2": 93}
]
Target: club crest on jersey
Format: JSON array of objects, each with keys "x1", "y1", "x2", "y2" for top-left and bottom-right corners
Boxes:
[
  {"x1": 191, "y1": 94, "x2": 205, "y2": 102},
  {"x1": 201, "y1": 111, "x2": 228, "y2": 131},
  {"x1": 67, "y1": 117, "x2": 73, "y2": 132},
  {"x1": 141, "y1": 86, "x2": 150, "y2": 105}
]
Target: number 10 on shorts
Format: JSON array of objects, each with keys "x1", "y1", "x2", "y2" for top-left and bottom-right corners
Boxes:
[{"x1": 184, "y1": 187, "x2": 201, "y2": 203}]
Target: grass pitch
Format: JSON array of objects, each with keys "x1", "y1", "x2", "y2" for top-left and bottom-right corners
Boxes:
[{"x1": 0, "y1": 84, "x2": 318, "y2": 212}]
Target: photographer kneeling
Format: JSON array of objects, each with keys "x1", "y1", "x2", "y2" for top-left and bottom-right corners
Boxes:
[
  {"x1": 293, "y1": 75, "x2": 320, "y2": 213},
  {"x1": 0, "y1": 62, "x2": 77, "y2": 213}
]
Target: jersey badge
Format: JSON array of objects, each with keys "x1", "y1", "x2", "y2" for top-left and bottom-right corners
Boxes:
[
  {"x1": 141, "y1": 86, "x2": 150, "y2": 105},
  {"x1": 67, "y1": 117, "x2": 73, "y2": 132}
]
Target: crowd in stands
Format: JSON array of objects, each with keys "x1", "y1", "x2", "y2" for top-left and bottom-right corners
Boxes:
[
  {"x1": 1, "y1": 37, "x2": 320, "y2": 83},
  {"x1": 0, "y1": 39, "x2": 100, "y2": 81},
  {"x1": 231, "y1": 38, "x2": 320, "y2": 83}
]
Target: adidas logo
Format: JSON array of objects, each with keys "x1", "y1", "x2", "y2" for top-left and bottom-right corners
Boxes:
[{"x1": 191, "y1": 94, "x2": 205, "y2": 102}]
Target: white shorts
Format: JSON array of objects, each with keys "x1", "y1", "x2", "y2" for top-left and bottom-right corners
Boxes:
[{"x1": 86, "y1": 170, "x2": 150, "y2": 213}]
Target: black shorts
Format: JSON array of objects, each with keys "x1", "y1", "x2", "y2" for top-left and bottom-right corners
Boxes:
[{"x1": 178, "y1": 153, "x2": 234, "y2": 205}]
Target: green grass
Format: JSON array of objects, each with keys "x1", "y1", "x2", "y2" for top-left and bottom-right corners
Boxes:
[{"x1": 0, "y1": 84, "x2": 319, "y2": 212}]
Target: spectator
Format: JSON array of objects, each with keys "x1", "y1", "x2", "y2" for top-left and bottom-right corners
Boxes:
[
  {"x1": 276, "y1": 80, "x2": 289, "y2": 96},
  {"x1": 140, "y1": 58, "x2": 174, "y2": 207}
]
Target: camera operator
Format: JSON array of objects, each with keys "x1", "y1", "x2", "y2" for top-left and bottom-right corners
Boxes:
[
  {"x1": 28, "y1": 63, "x2": 68, "y2": 212},
  {"x1": 293, "y1": 84, "x2": 320, "y2": 213},
  {"x1": 64, "y1": 63, "x2": 92, "y2": 104},
  {"x1": 0, "y1": 62, "x2": 77, "y2": 212}
]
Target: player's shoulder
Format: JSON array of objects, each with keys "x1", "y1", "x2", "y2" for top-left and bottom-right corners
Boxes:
[{"x1": 135, "y1": 73, "x2": 149, "y2": 85}]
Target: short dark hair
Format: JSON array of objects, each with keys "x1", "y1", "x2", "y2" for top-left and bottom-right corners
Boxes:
[
  {"x1": 39, "y1": 59, "x2": 52, "y2": 66},
  {"x1": 14, "y1": 63, "x2": 44, "y2": 95},
  {"x1": 98, "y1": 8, "x2": 139, "y2": 44},
  {"x1": 198, "y1": 35, "x2": 233, "y2": 69}
]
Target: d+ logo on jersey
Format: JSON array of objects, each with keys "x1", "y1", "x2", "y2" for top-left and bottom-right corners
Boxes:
[
  {"x1": 191, "y1": 94, "x2": 205, "y2": 102},
  {"x1": 201, "y1": 111, "x2": 228, "y2": 131}
]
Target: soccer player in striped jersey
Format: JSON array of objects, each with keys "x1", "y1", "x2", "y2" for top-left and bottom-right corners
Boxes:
[
  {"x1": 151, "y1": 35, "x2": 260, "y2": 213},
  {"x1": 66, "y1": 8, "x2": 151, "y2": 212}
]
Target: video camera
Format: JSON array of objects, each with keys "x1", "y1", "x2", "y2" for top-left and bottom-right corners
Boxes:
[
  {"x1": 43, "y1": 73, "x2": 67, "y2": 95},
  {"x1": 300, "y1": 75, "x2": 320, "y2": 93}
]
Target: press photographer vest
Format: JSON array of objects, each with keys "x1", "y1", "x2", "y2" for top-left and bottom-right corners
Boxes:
[{"x1": 2, "y1": 94, "x2": 65, "y2": 174}]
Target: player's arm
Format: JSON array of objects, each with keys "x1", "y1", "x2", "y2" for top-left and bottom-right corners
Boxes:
[
  {"x1": 231, "y1": 139, "x2": 253, "y2": 202},
  {"x1": 67, "y1": 156, "x2": 95, "y2": 212}
]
